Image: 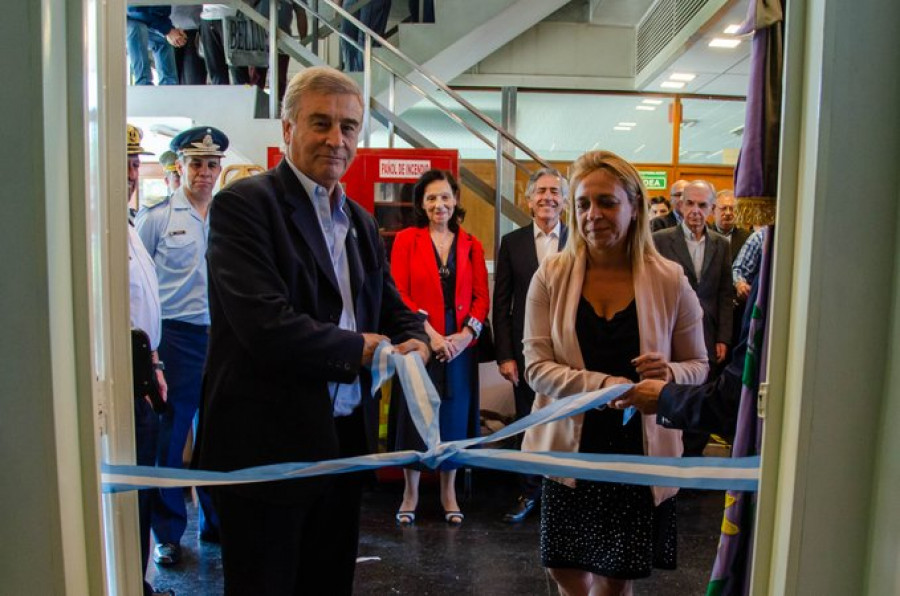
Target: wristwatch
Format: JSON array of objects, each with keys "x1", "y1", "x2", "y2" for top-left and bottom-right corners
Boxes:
[
  {"x1": 463, "y1": 316, "x2": 482, "y2": 339},
  {"x1": 153, "y1": 361, "x2": 165, "y2": 371}
]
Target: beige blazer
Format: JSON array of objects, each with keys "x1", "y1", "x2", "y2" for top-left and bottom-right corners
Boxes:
[{"x1": 521, "y1": 247, "x2": 709, "y2": 505}]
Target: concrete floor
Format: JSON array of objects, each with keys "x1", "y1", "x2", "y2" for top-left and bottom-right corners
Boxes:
[{"x1": 147, "y1": 470, "x2": 725, "y2": 595}]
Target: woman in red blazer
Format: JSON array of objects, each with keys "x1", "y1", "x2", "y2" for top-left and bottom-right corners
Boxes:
[{"x1": 389, "y1": 169, "x2": 489, "y2": 526}]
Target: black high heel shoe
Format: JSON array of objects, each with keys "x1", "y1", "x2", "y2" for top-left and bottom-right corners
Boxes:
[
  {"x1": 443, "y1": 510, "x2": 464, "y2": 526},
  {"x1": 395, "y1": 511, "x2": 416, "y2": 527}
]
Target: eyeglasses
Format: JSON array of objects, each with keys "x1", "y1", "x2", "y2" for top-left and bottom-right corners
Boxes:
[{"x1": 439, "y1": 265, "x2": 451, "y2": 280}]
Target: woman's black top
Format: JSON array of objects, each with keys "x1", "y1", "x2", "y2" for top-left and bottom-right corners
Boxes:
[{"x1": 575, "y1": 297, "x2": 643, "y2": 455}]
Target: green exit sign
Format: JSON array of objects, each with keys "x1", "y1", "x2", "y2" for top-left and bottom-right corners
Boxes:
[{"x1": 640, "y1": 170, "x2": 668, "y2": 191}]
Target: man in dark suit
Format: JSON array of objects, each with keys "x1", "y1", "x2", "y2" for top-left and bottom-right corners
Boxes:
[
  {"x1": 650, "y1": 178, "x2": 688, "y2": 232},
  {"x1": 653, "y1": 181, "x2": 734, "y2": 456},
  {"x1": 196, "y1": 66, "x2": 429, "y2": 596},
  {"x1": 493, "y1": 167, "x2": 568, "y2": 523}
]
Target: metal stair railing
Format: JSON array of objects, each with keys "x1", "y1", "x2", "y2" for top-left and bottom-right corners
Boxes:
[
  {"x1": 294, "y1": 0, "x2": 545, "y2": 235},
  {"x1": 130, "y1": 0, "x2": 544, "y2": 235}
]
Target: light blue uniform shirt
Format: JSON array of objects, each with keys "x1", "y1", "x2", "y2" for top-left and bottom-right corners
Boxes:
[
  {"x1": 135, "y1": 187, "x2": 210, "y2": 325},
  {"x1": 285, "y1": 158, "x2": 361, "y2": 417}
]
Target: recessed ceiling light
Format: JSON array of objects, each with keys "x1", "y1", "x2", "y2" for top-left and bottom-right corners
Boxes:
[
  {"x1": 660, "y1": 81, "x2": 685, "y2": 89},
  {"x1": 670, "y1": 72, "x2": 696, "y2": 81},
  {"x1": 709, "y1": 37, "x2": 742, "y2": 49},
  {"x1": 613, "y1": 126, "x2": 632, "y2": 131},
  {"x1": 635, "y1": 105, "x2": 656, "y2": 111},
  {"x1": 617, "y1": 122, "x2": 637, "y2": 127},
  {"x1": 642, "y1": 98, "x2": 664, "y2": 105},
  {"x1": 723, "y1": 24, "x2": 741, "y2": 34}
]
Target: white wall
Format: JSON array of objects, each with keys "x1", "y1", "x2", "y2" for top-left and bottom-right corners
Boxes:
[
  {"x1": 0, "y1": 0, "x2": 103, "y2": 594},
  {"x1": 127, "y1": 85, "x2": 283, "y2": 167},
  {"x1": 756, "y1": 0, "x2": 900, "y2": 594},
  {"x1": 455, "y1": 22, "x2": 636, "y2": 90}
]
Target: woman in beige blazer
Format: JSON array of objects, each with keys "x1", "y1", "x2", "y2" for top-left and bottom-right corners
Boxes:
[{"x1": 521, "y1": 150, "x2": 708, "y2": 596}]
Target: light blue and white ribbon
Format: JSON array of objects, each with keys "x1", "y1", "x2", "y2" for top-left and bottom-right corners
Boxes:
[{"x1": 103, "y1": 342, "x2": 759, "y2": 493}]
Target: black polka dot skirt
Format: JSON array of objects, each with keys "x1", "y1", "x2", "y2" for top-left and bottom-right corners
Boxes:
[{"x1": 539, "y1": 478, "x2": 677, "y2": 579}]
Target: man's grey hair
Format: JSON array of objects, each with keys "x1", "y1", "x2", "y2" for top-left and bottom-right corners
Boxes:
[
  {"x1": 716, "y1": 189, "x2": 735, "y2": 203},
  {"x1": 281, "y1": 66, "x2": 364, "y2": 123},
  {"x1": 686, "y1": 179, "x2": 716, "y2": 200},
  {"x1": 524, "y1": 167, "x2": 569, "y2": 199}
]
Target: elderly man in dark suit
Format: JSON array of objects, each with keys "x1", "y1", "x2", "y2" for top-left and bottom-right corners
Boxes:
[
  {"x1": 195, "y1": 66, "x2": 429, "y2": 596},
  {"x1": 653, "y1": 180, "x2": 734, "y2": 456},
  {"x1": 650, "y1": 178, "x2": 688, "y2": 232},
  {"x1": 493, "y1": 167, "x2": 569, "y2": 523}
]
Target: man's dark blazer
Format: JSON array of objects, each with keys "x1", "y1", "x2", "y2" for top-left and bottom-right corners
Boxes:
[
  {"x1": 653, "y1": 226, "x2": 734, "y2": 361},
  {"x1": 650, "y1": 210, "x2": 678, "y2": 233},
  {"x1": 195, "y1": 159, "x2": 426, "y2": 504},
  {"x1": 709, "y1": 223, "x2": 752, "y2": 264},
  {"x1": 492, "y1": 222, "x2": 567, "y2": 417}
]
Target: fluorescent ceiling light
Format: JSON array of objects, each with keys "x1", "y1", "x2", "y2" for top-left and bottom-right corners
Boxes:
[
  {"x1": 670, "y1": 73, "x2": 696, "y2": 81},
  {"x1": 709, "y1": 37, "x2": 742, "y2": 49},
  {"x1": 642, "y1": 98, "x2": 664, "y2": 105},
  {"x1": 723, "y1": 24, "x2": 741, "y2": 34},
  {"x1": 660, "y1": 81, "x2": 685, "y2": 89},
  {"x1": 613, "y1": 126, "x2": 632, "y2": 131},
  {"x1": 635, "y1": 106, "x2": 656, "y2": 111},
  {"x1": 617, "y1": 122, "x2": 637, "y2": 127}
]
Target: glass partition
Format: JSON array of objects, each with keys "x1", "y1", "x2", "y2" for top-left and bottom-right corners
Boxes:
[
  {"x1": 679, "y1": 97, "x2": 746, "y2": 165},
  {"x1": 516, "y1": 92, "x2": 675, "y2": 163},
  {"x1": 368, "y1": 89, "x2": 502, "y2": 159}
]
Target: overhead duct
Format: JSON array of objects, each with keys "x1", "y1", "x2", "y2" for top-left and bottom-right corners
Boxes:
[{"x1": 635, "y1": 0, "x2": 712, "y2": 74}]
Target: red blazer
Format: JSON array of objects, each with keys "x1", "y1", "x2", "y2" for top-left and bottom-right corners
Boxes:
[{"x1": 390, "y1": 226, "x2": 490, "y2": 336}]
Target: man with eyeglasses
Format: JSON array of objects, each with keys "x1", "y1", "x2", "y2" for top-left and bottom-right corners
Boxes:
[
  {"x1": 709, "y1": 189, "x2": 751, "y2": 263},
  {"x1": 651, "y1": 178, "x2": 688, "y2": 232}
]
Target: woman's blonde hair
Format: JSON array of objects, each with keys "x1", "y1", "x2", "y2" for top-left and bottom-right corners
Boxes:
[{"x1": 563, "y1": 150, "x2": 660, "y2": 270}]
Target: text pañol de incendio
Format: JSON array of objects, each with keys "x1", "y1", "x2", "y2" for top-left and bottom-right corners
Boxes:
[{"x1": 379, "y1": 159, "x2": 432, "y2": 179}]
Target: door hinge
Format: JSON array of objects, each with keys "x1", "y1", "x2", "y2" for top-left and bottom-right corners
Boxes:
[{"x1": 757, "y1": 382, "x2": 769, "y2": 419}]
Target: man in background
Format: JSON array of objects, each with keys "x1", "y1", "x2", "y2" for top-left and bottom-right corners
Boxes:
[
  {"x1": 171, "y1": 5, "x2": 207, "y2": 84},
  {"x1": 493, "y1": 167, "x2": 568, "y2": 523},
  {"x1": 126, "y1": 6, "x2": 186, "y2": 85},
  {"x1": 653, "y1": 180, "x2": 734, "y2": 456},
  {"x1": 651, "y1": 178, "x2": 688, "y2": 232},
  {"x1": 710, "y1": 189, "x2": 751, "y2": 349},
  {"x1": 710, "y1": 189, "x2": 751, "y2": 263}
]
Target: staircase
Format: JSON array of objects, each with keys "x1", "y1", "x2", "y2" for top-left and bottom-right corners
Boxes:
[
  {"x1": 129, "y1": 0, "x2": 558, "y2": 234},
  {"x1": 374, "y1": 0, "x2": 571, "y2": 114}
]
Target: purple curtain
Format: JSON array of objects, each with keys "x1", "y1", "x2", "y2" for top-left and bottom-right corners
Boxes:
[
  {"x1": 733, "y1": 0, "x2": 784, "y2": 227},
  {"x1": 706, "y1": 225, "x2": 774, "y2": 596},
  {"x1": 708, "y1": 5, "x2": 784, "y2": 591}
]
